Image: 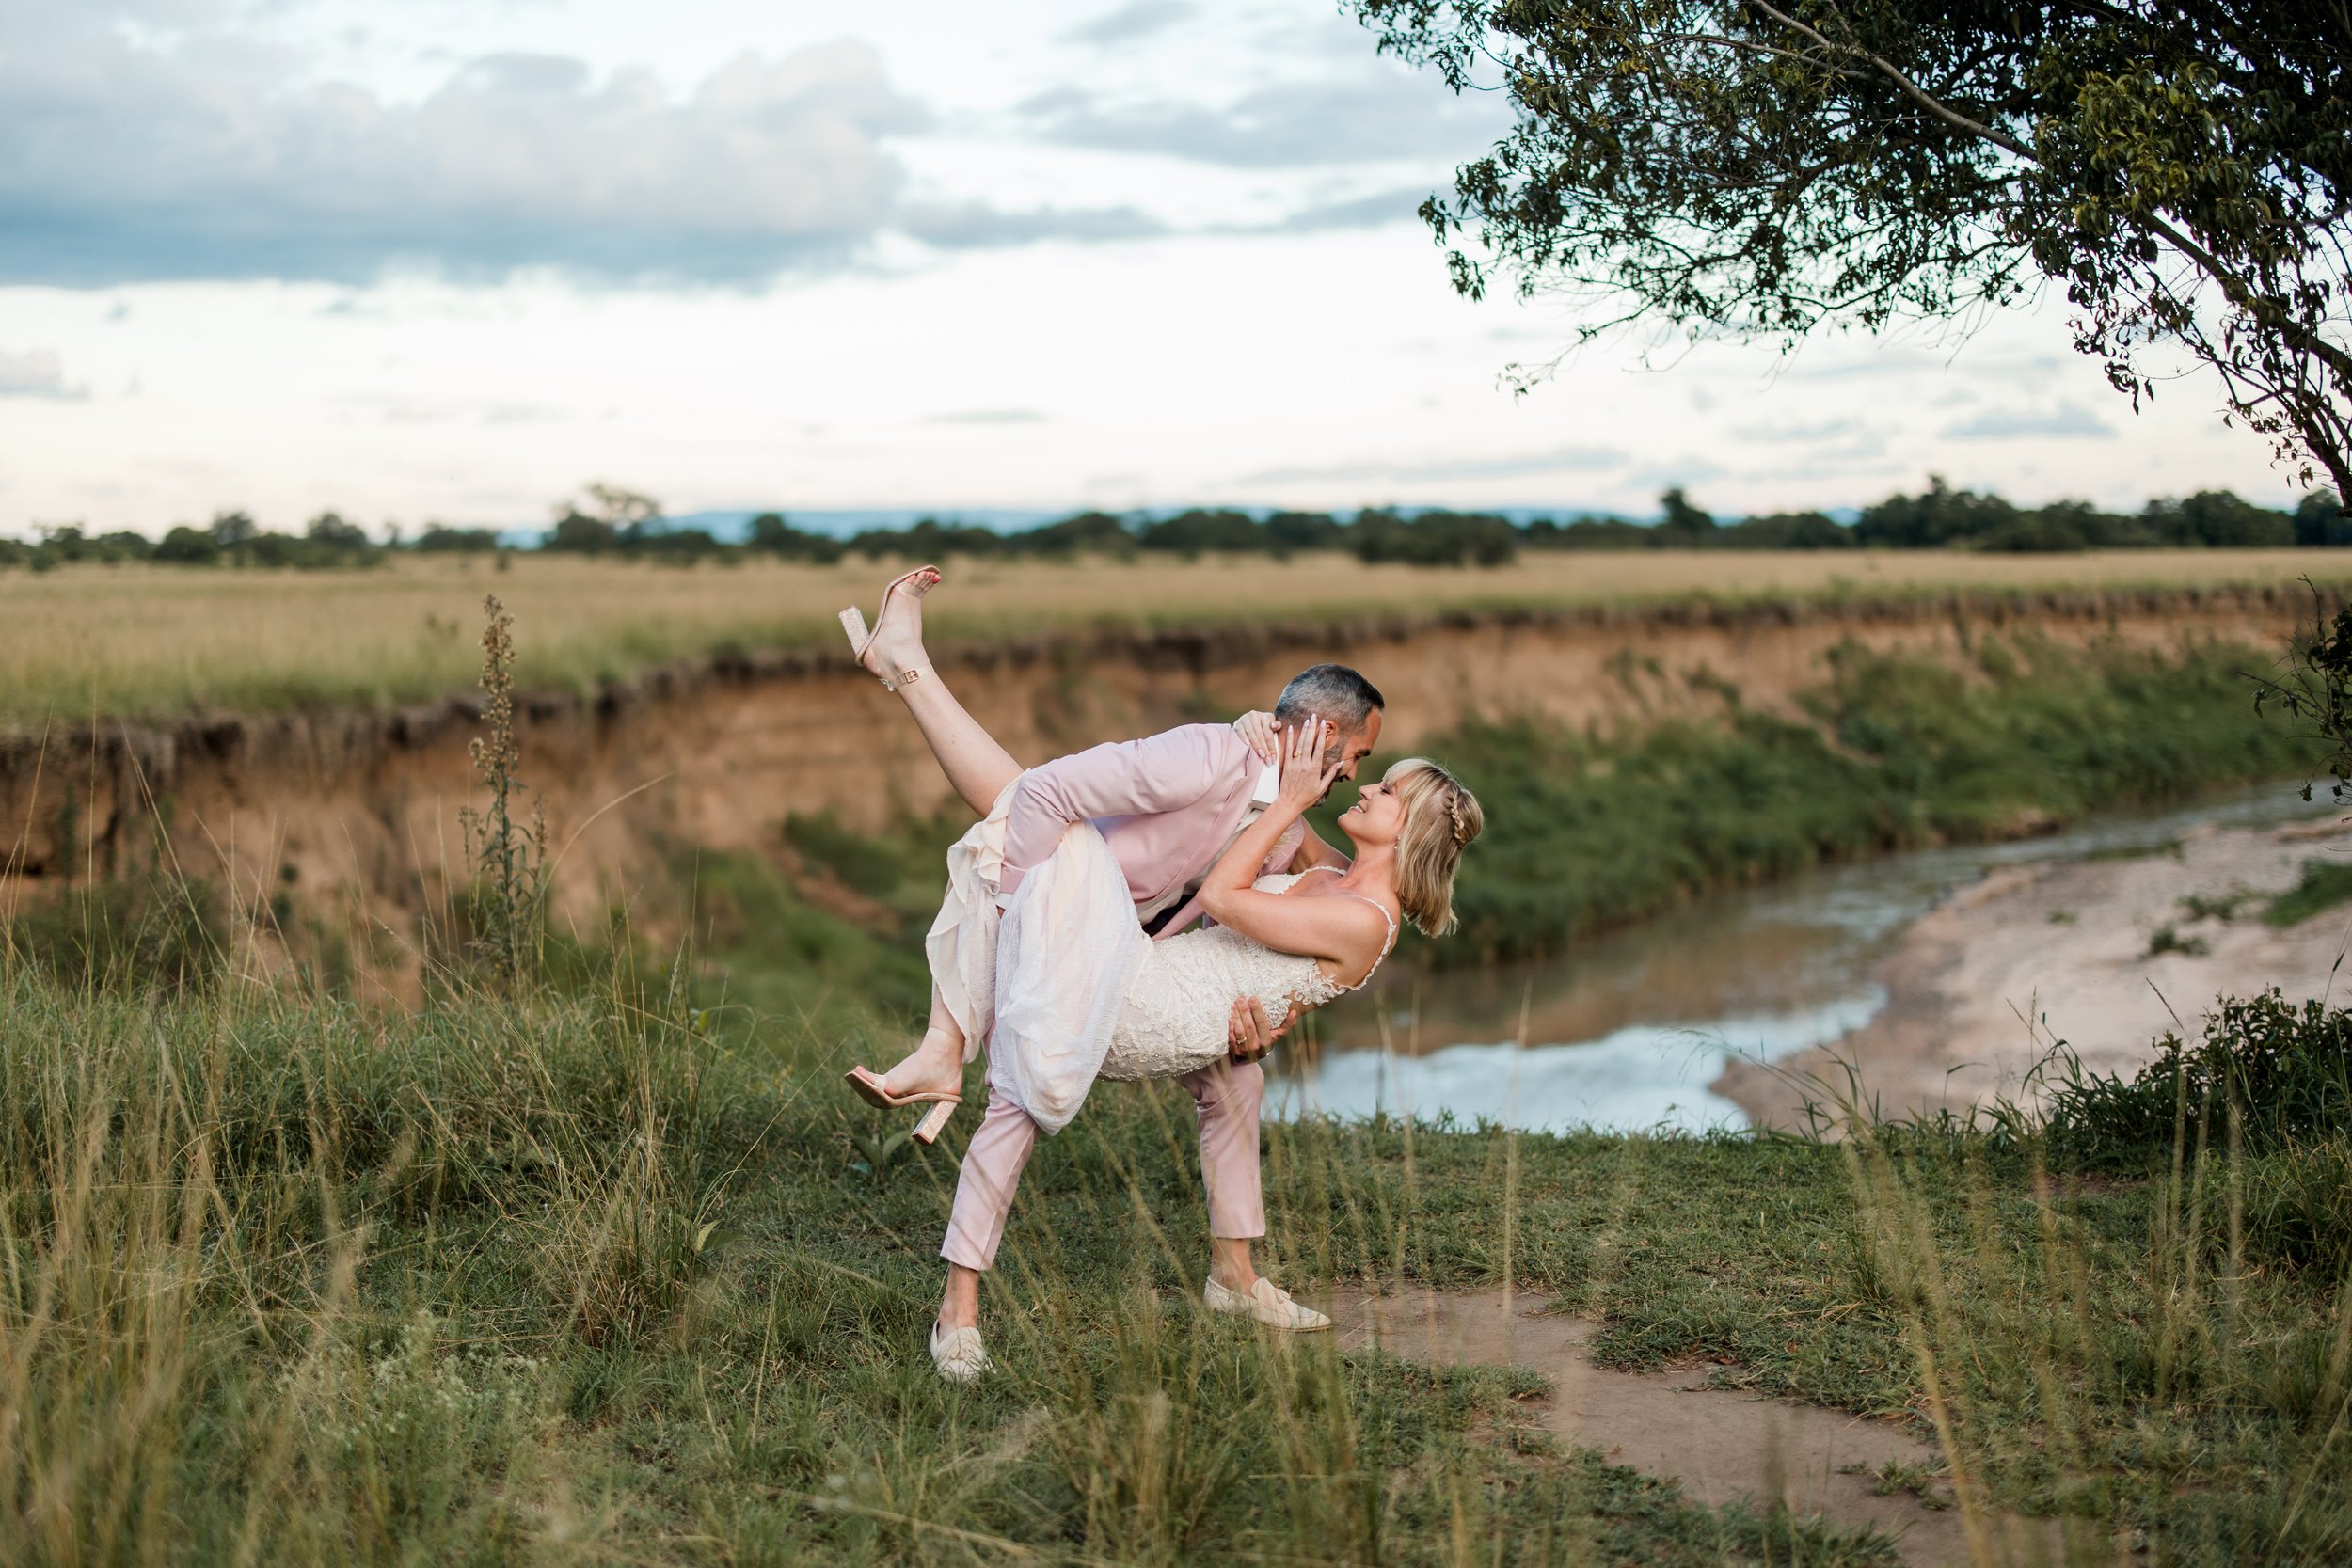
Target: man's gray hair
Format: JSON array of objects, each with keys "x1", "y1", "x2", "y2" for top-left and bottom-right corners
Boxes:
[{"x1": 1273, "y1": 664, "x2": 1385, "y2": 734}]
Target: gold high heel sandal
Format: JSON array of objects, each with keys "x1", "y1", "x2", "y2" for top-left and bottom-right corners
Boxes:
[
  {"x1": 837, "y1": 565, "x2": 941, "y2": 692},
  {"x1": 844, "y1": 1066, "x2": 961, "y2": 1144}
]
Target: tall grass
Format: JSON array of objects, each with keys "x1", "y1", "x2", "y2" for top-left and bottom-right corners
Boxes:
[
  {"x1": 1, "y1": 947, "x2": 2345, "y2": 1563},
  {"x1": 3, "y1": 549, "x2": 2345, "y2": 726},
  {"x1": 0, "y1": 968, "x2": 769, "y2": 1565}
]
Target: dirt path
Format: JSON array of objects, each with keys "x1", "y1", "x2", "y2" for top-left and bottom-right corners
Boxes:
[
  {"x1": 1715, "y1": 816, "x2": 2352, "y2": 1130},
  {"x1": 1330, "y1": 1287, "x2": 2068, "y2": 1568}
]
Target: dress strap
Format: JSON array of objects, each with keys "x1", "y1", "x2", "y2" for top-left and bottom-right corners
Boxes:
[
  {"x1": 1294, "y1": 866, "x2": 1400, "y2": 989},
  {"x1": 1341, "y1": 892, "x2": 1399, "y2": 954}
]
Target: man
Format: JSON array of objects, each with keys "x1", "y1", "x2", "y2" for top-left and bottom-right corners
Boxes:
[
  {"x1": 838, "y1": 570, "x2": 1385, "y2": 1374},
  {"x1": 943, "y1": 663, "x2": 1386, "y2": 1330}
]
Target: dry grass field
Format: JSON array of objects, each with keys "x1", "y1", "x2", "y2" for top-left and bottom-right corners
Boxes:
[{"x1": 6, "y1": 547, "x2": 2350, "y2": 727}]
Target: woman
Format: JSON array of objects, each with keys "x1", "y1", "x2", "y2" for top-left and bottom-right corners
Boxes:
[{"x1": 838, "y1": 568, "x2": 1483, "y2": 1379}]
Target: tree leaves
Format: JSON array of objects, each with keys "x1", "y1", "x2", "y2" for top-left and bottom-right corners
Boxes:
[{"x1": 1353, "y1": 0, "x2": 2352, "y2": 501}]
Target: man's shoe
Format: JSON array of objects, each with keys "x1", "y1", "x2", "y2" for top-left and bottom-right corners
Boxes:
[
  {"x1": 1203, "y1": 1275, "x2": 1331, "y2": 1332},
  {"x1": 930, "y1": 1321, "x2": 988, "y2": 1383}
]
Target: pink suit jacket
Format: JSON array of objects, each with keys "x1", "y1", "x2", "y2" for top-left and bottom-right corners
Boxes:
[{"x1": 998, "y1": 723, "x2": 1296, "y2": 911}]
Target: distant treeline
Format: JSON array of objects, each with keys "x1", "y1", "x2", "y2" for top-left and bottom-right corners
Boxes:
[{"x1": 7, "y1": 480, "x2": 2347, "y2": 573}]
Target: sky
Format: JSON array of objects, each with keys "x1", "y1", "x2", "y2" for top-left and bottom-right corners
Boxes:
[{"x1": 0, "y1": 0, "x2": 2317, "y2": 537}]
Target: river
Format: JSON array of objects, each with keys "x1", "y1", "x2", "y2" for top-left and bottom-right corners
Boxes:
[{"x1": 1265, "y1": 782, "x2": 2337, "y2": 1134}]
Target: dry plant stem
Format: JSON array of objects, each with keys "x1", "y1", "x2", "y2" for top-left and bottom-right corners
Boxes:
[{"x1": 455, "y1": 594, "x2": 547, "y2": 988}]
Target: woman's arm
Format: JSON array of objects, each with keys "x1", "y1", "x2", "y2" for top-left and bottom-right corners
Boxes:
[
  {"x1": 1198, "y1": 720, "x2": 1386, "y2": 969},
  {"x1": 1290, "y1": 823, "x2": 1352, "y2": 874}
]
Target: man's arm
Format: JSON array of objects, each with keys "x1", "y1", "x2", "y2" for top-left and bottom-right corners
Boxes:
[{"x1": 998, "y1": 725, "x2": 1233, "y2": 895}]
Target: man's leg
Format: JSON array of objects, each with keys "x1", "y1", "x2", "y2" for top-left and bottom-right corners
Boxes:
[
  {"x1": 1184, "y1": 1058, "x2": 1267, "y2": 1291},
  {"x1": 938, "y1": 1091, "x2": 1041, "y2": 1329},
  {"x1": 858, "y1": 577, "x2": 1024, "y2": 814}
]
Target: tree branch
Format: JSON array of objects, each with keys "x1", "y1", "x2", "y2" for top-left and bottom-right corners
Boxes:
[
  {"x1": 1744, "y1": 1, "x2": 2042, "y2": 164},
  {"x1": 2137, "y1": 211, "x2": 2352, "y2": 384}
]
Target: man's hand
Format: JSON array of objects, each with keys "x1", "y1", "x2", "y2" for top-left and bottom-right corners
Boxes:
[
  {"x1": 1226, "y1": 996, "x2": 1296, "y2": 1063},
  {"x1": 1233, "y1": 710, "x2": 1279, "y2": 762}
]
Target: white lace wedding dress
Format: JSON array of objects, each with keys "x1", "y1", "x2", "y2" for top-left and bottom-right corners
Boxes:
[{"x1": 927, "y1": 784, "x2": 1394, "y2": 1132}]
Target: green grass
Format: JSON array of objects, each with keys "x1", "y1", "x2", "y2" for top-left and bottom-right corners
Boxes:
[
  {"x1": 3, "y1": 618, "x2": 2344, "y2": 1563},
  {"x1": 2264, "y1": 860, "x2": 2352, "y2": 927},
  {"x1": 2, "y1": 956, "x2": 2346, "y2": 1565}
]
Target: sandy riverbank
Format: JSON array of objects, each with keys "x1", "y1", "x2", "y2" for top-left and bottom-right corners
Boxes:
[{"x1": 1715, "y1": 811, "x2": 2352, "y2": 1129}]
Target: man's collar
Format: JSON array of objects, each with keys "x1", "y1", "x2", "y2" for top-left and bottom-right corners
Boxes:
[{"x1": 1250, "y1": 759, "x2": 1279, "y2": 806}]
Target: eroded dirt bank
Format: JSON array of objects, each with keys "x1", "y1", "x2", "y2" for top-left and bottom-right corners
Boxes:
[{"x1": 0, "y1": 586, "x2": 2318, "y2": 998}]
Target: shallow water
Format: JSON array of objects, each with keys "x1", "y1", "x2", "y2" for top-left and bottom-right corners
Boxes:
[{"x1": 1266, "y1": 782, "x2": 2336, "y2": 1134}]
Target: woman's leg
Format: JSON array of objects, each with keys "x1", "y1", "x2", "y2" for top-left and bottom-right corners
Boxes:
[
  {"x1": 860, "y1": 573, "x2": 1023, "y2": 814},
  {"x1": 878, "y1": 988, "x2": 966, "y2": 1099}
]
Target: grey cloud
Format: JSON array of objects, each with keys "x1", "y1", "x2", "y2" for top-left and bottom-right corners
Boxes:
[
  {"x1": 1262, "y1": 185, "x2": 1430, "y2": 232},
  {"x1": 0, "y1": 16, "x2": 930, "y2": 286},
  {"x1": 1022, "y1": 71, "x2": 1508, "y2": 167},
  {"x1": 0, "y1": 350, "x2": 87, "y2": 400},
  {"x1": 927, "y1": 409, "x2": 1047, "y2": 425},
  {"x1": 1238, "y1": 444, "x2": 1624, "y2": 486},
  {"x1": 900, "y1": 200, "x2": 1167, "y2": 248},
  {"x1": 1623, "y1": 457, "x2": 1728, "y2": 490},
  {"x1": 1778, "y1": 349, "x2": 2067, "y2": 385},
  {"x1": 1940, "y1": 403, "x2": 2116, "y2": 441},
  {"x1": 1062, "y1": 2, "x2": 1196, "y2": 47},
  {"x1": 1728, "y1": 416, "x2": 1862, "y2": 442},
  {"x1": 331, "y1": 393, "x2": 562, "y2": 427}
]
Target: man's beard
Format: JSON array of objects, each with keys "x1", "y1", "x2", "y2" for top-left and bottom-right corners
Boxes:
[{"x1": 1313, "y1": 741, "x2": 1351, "y2": 806}]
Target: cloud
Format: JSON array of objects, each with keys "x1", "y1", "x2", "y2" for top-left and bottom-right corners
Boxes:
[
  {"x1": 0, "y1": 350, "x2": 87, "y2": 400},
  {"x1": 1940, "y1": 403, "x2": 2116, "y2": 441},
  {"x1": 1237, "y1": 443, "x2": 1624, "y2": 486},
  {"x1": 1019, "y1": 72, "x2": 1508, "y2": 167},
  {"x1": 1730, "y1": 417, "x2": 1861, "y2": 442},
  {"x1": 927, "y1": 409, "x2": 1046, "y2": 425},
  {"x1": 1622, "y1": 457, "x2": 1728, "y2": 491},
  {"x1": 1062, "y1": 2, "x2": 1197, "y2": 47},
  {"x1": 330, "y1": 393, "x2": 563, "y2": 427},
  {"x1": 0, "y1": 17, "x2": 930, "y2": 286},
  {"x1": 899, "y1": 200, "x2": 1167, "y2": 249},
  {"x1": 1262, "y1": 185, "x2": 1431, "y2": 233}
]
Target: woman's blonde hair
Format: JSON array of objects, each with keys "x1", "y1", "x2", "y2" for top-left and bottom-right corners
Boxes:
[{"x1": 1384, "y1": 758, "x2": 1483, "y2": 937}]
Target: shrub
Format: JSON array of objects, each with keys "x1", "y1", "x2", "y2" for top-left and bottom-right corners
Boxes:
[
  {"x1": 412, "y1": 524, "x2": 501, "y2": 552},
  {"x1": 2263, "y1": 859, "x2": 2352, "y2": 927},
  {"x1": 1, "y1": 875, "x2": 222, "y2": 992},
  {"x1": 2043, "y1": 990, "x2": 2352, "y2": 1171},
  {"x1": 2233, "y1": 1135, "x2": 2352, "y2": 1276},
  {"x1": 745, "y1": 512, "x2": 844, "y2": 562},
  {"x1": 151, "y1": 524, "x2": 221, "y2": 564}
]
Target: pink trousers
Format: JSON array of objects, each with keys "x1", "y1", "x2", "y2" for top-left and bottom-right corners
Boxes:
[{"x1": 940, "y1": 1058, "x2": 1265, "y2": 1271}]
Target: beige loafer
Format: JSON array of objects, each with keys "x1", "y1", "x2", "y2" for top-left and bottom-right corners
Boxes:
[
  {"x1": 1203, "y1": 1275, "x2": 1331, "y2": 1332},
  {"x1": 930, "y1": 1321, "x2": 988, "y2": 1383}
]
